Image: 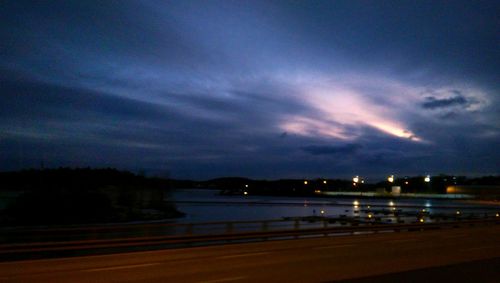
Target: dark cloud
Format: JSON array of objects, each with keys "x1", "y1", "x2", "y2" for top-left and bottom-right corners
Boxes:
[
  {"x1": 0, "y1": 1, "x2": 498, "y2": 179},
  {"x1": 301, "y1": 144, "x2": 362, "y2": 156},
  {"x1": 421, "y1": 95, "x2": 468, "y2": 109},
  {"x1": 0, "y1": 79, "x2": 180, "y2": 125}
]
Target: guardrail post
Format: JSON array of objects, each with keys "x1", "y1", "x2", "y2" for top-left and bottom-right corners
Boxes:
[
  {"x1": 226, "y1": 223, "x2": 234, "y2": 234},
  {"x1": 185, "y1": 224, "x2": 193, "y2": 235},
  {"x1": 293, "y1": 219, "x2": 300, "y2": 238},
  {"x1": 262, "y1": 221, "x2": 268, "y2": 232}
]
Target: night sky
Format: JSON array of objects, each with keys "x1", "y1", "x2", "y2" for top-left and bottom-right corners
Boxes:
[{"x1": 1, "y1": 1, "x2": 499, "y2": 180}]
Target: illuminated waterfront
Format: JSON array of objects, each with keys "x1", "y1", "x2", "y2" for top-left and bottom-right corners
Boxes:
[{"x1": 171, "y1": 189, "x2": 499, "y2": 223}]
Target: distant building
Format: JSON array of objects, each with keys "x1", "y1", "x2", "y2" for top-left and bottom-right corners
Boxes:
[{"x1": 391, "y1": 186, "x2": 401, "y2": 196}]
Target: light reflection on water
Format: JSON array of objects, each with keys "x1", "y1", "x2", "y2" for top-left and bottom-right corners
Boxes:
[{"x1": 170, "y1": 189, "x2": 498, "y2": 223}]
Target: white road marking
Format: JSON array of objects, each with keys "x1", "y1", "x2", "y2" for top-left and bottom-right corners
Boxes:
[
  {"x1": 390, "y1": 238, "x2": 419, "y2": 244},
  {"x1": 217, "y1": 252, "x2": 270, "y2": 259},
  {"x1": 442, "y1": 234, "x2": 468, "y2": 239},
  {"x1": 460, "y1": 245, "x2": 500, "y2": 252},
  {"x1": 198, "y1": 276, "x2": 246, "y2": 283},
  {"x1": 84, "y1": 262, "x2": 160, "y2": 272},
  {"x1": 0, "y1": 243, "x2": 240, "y2": 266},
  {"x1": 313, "y1": 244, "x2": 355, "y2": 250}
]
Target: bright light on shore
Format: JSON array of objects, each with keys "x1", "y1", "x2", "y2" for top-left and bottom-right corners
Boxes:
[
  {"x1": 424, "y1": 175, "x2": 431, "y2": 183},
  {"x1": 388, "y1": 175, "x2": 394, "y2": 183},
  {"x1": 353, "y1": 176, "x2": 359, "y2": 183}
]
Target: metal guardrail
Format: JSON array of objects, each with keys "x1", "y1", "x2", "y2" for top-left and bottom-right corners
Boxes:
[
  {"x1": 1, "y1": 218, "x2": 498, "y2": 259},
  {"x1": 1, "y1": 212, "x2": 499, "y2": 244}
]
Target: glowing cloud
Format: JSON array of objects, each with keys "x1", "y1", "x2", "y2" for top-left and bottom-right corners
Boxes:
[
  {"x1": 369, "y1": 122, "x2": 420, "y2": 141},
  {"x1": 281, "y1": 116, "x2": 356, "y2": 140},
  {"x1": 278, "y1": 74, "x2": 424, "y2": 142}
]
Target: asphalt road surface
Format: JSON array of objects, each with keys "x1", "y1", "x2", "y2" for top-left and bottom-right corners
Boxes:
[{"x1": 1, "y1": 224, "x2": 499, "y2": 282}]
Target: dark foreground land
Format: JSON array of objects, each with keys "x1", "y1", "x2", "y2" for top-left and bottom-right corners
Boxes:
[
  {"x1": 1, "y1": 225, "x2": 499, "y2": 282},
  {"x1": 0, "y1": 168, "x2": 182, "y2": 226}
]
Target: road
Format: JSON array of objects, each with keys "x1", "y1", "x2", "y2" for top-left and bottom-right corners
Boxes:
[{"x1": 0, "y1": 224, "x2": 499, "y2": 282}]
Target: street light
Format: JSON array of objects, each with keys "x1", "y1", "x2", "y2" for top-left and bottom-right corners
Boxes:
[
  {"x1": 353, "y1": 176, "x2": 359, "y2": 183},
  {"x1": 388, "y1": 175, "x2": 394, "y2": 183},
  {"x1": 424, "y1": 175, "x2": 431, "y2": 183}
]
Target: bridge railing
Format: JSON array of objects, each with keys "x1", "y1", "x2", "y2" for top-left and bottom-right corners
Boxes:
[
  {"x1": 0, "y1": 217, "x2": 499, "y2": 261},
  {"x1": 1, "y1": 211, "x2": 498, "y2": 245}
]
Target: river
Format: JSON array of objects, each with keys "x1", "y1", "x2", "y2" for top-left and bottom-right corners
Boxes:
[{"x1": 170, "y1": 189, "x2": 499, "y2": 223}]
